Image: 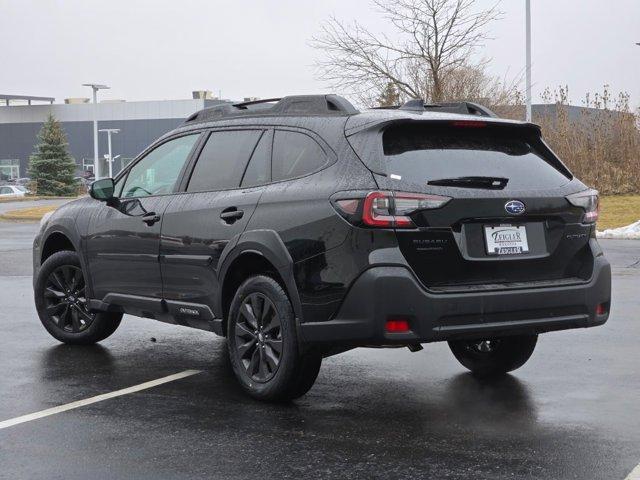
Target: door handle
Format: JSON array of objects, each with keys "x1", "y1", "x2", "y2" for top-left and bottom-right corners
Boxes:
[
  {"x1": 220, "y1": 207, "x2": 244, "y2": 224},
  {"x1": 142, "y1": 212, "x2": 161, "y2": 226}
]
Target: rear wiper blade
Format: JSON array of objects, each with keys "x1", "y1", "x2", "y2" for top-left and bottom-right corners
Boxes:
[{"x1": 427, "y1": 176, "x2": 509, "y2": 189}]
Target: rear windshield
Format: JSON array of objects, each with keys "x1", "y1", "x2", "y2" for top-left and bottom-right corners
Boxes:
[{"x1": 382, "y1": 124, "x2": 571, "y2": 190}]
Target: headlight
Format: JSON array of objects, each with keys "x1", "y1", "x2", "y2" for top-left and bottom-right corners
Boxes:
[
  {"x1": 566, "y1": 189, "x2": 599, "y2": 223},
  {"x1": 40, "y1": 210, "x2": 54, "y2": 228}
]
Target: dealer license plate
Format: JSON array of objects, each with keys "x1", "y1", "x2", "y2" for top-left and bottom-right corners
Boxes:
[{"x1": 484, "y1": 225, "x2": 529, "y2": 255}]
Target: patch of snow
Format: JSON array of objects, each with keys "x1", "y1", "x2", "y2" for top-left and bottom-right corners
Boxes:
[{"x1": 597, "y1": 220, "x2": 640, "y2": 239}]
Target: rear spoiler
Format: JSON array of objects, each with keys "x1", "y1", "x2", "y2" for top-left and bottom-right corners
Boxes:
[
  {"x1": 345, "y1": 116, "x2": 541, "y2": 138},
  {"x1": 372, "y1": 100, "x2": 497, "y2": 118}
]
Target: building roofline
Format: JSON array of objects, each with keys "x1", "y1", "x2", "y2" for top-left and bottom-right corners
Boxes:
[{"x1": 0, "y1": 94, "x2": 55, "y2": 104}]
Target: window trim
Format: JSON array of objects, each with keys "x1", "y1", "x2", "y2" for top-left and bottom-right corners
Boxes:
[
  {"x1": 176, "y1": 125, "x2": 337, "y2": 192},
  {"x1": 112, "y1": 123, "x2": 338, "y2": 198},
  {"x1": 239, "y1": 129, "x2": 273, "y2": 188},
  {"x1": 113, "y1": 130, "x2": 205, "y2": 199}
]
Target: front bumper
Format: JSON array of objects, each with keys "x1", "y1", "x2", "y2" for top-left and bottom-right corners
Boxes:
[{"x1": 300, "y1": 255, "x2": 611, "y2": 345}]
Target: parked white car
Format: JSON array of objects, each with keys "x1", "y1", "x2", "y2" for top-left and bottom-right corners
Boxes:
[{"x1": 0, "y1": 185, "x2": 27, "y2": 198}]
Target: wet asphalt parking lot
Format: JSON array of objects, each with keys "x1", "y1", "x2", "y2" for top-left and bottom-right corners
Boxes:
[{"x1": 0, "y1": 203, "x2": 639, "y2": 479}]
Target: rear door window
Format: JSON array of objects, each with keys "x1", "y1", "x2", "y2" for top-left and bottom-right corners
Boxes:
[
  {"x1": 272, "y1": 130, "x2": 327, "y2": 181},
  {"x1": 187, "y1": 130, "x2": 262, "y2": 192},
  {"x1": 382, "y1": 124, "x2": 571, "y2": 190}
]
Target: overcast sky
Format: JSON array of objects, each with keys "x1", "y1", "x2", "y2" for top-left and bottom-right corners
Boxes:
[{"x1": 1, "y1": 0, "x2": 638, "y2": 107}]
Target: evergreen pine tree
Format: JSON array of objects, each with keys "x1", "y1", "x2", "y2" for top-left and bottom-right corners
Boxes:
[
  {"x1": 28, "y1": 114, "x2": 77, "y2": 196},
  {"x1": 376, "y1": 82, "x2": 401, "y2": 107}
]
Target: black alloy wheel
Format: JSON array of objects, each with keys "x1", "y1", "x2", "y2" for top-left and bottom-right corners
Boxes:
[
  {"x1": 234, "y1": 292, "x2": 283, "y2": 383},
  {"x1": 227, "y1": 274, "x2": 323, "y2": 401},
  {"x1": 43, "y1": 265, "x2": 95, "y2": 333}
]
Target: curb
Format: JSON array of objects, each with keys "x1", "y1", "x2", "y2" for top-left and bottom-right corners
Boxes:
[{"x1": 0, "y1": 195, "x2": 78, "y2": 204}]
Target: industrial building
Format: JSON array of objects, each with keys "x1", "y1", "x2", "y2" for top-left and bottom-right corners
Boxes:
[{"x1": 0, "y1": 91, "x2": 229, "y2": 180}]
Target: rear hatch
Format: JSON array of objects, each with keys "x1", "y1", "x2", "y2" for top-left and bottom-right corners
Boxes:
[{"x1": 347, "y1": 118, "x2": 595, "y2": 291}]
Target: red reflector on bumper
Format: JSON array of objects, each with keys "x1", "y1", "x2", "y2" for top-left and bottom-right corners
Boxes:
[
  {"x1": 385, "y1": 319, "x2": 410, "y2": 333},
  {"x1": 596, "y1": 303, "x2": 607, "y2": 315}
]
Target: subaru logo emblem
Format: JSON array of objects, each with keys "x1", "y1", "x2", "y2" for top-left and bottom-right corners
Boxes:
[{"x1": 505, "y1": 200, "x2": 525, "y2": 215}]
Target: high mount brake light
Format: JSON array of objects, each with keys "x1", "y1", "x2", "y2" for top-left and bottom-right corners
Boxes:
[
  {"x1": 334, "y1": 191, "x2": 451, "y2": 229},
  {"x1": 566, "y1": 189, "x2": 599, "y2": 224},
  {"x1": 450, "y1": 120, "x2": 487, "y2": 128}
]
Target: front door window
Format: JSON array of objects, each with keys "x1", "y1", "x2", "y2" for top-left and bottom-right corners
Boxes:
[{"x1": 121, "y1": 134, "x2": 199, "y2": 198}]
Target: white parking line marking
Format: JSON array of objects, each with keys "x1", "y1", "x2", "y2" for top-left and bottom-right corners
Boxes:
[
  {"x1": 626, "y1": 464, "x2": 640, "y2": 480},
  {"x1": 0, "y1": 369, "x2": 202, "y2": 430}
]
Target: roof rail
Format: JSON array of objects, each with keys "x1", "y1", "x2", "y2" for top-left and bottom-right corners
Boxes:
[
  {"x1": 233, "y1": 98, "x2": 281, "y2": 109},
  {"x1": 184, "y1": 94, "x2": 359, "y2": 124},
  {"x1": 377, "y1": 99, "x2": 497, "y2": 118}
]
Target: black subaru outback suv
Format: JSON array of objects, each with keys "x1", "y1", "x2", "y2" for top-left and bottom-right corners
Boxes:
[{"x1": 33, "y1": 95, "x2": 611, "y2": 401}]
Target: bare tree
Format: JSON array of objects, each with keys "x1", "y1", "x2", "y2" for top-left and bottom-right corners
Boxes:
[{"x1": 311, "y1": 0, "x2": 509, "y2": 105}]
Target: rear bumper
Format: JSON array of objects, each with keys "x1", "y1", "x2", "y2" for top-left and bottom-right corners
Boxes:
[{"x1": 300, "y1": 255, "x2": 611, "y2": 345}]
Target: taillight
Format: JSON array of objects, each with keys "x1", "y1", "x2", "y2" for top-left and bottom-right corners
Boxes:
[
  {"x1": 334, "y1": 199, "x2": 359, "y2": 215},
  {"x1": 362, "y1": 191, "x2": 397, "y2": 227},
  {"x1": 333, "y1": 191, "x2": 451, "y2": 229},
  {"x1": 566, "y1": 189, "x2": 599, "y2": 223}
]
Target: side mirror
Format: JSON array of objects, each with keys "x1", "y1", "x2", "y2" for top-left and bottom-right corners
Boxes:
[{"x1": 90, "y1": 178, "x2": 115, "y2": 201}]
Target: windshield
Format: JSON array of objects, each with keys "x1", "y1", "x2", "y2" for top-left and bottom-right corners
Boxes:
[{"x1": 382, "y1": 124, "x2": 571, "y2": 190}]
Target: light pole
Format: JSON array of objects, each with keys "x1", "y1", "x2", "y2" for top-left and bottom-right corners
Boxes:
[
  {"x1": 82, "y1": 83, "x2": 109, "y2": 179},
  {"x1": 99, "y1": 128, "x2": 120, "y2": 178},
  {"x1": 525, "y1": 0, "x2": 532, "y2": 122}
]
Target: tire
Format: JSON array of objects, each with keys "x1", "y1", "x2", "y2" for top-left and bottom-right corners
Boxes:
[
  {"x1": 227, "y1": 275, "x2": 322, "y2": 401},
  {"x1": 35, "y1": 250, "x2": 122, "y2": 345},
  {"x1": 448, "y1": 335, "x2": 538, "y2": 377}
]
